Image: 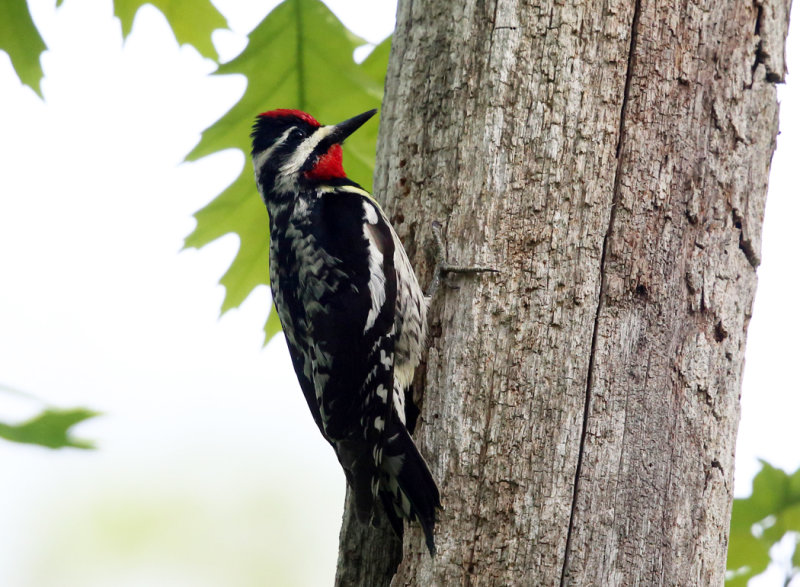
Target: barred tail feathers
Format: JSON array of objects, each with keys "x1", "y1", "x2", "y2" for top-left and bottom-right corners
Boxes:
[
  {"x1": 337, "y1": 423, "x2": 441, "y2": 554},
  {"x1": 379, "y1": 423, "x2": 441, "y2": 555}
]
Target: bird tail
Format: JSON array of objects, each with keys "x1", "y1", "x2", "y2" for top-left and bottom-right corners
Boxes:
[
  {"x1": 378, "y1": 423, "x2": 441, "y2": 555},
  {"x1": 338, "y1": 423, "x2": 441, "y2": 555}
]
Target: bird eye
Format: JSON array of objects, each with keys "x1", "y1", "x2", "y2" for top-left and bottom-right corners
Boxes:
[{"x1": 295, "y1": 127, "x2": 308, "y2": 139}]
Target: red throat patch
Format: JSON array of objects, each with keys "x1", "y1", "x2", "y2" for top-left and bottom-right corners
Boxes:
[{"x1": 305, "y1": 144, "x2": 346, "y2": 180}]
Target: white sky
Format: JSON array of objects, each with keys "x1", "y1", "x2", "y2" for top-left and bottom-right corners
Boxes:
[{"x1": 0, "y1": 0, "x2": 796, "y2": 585}]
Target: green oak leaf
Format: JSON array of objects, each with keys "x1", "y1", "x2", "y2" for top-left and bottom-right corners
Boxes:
[
  {"x1": 183, "y1": 0, "x2": 389, "y2": 344},
  {"x1": 726, "y1": 521, "x2": 770, "y2": 586},
  {"x1": 727, "y1": 461, "x2": 800, "y2": 584},
  {"x1": 360, "y1": 35, "x2": 392, "y2": 84},
  {"x1": 114, "y1": 0, "x2": 226, "y2": 60},
  {"x1": 0, "y1": 407, "x2": 99, "y2": 449},
  {"x1": 0, "y1": 0, "x2": 47, "y2": 96}
]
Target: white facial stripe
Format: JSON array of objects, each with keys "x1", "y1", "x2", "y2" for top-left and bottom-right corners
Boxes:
[
  {"x1": 252, "y1": 127, "x2": 293, "y2": 178},
  {"x1": 280, "y1": 125, "x2": 336, "y2": 177}
]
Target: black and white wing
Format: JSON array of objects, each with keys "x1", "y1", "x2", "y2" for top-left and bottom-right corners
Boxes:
[{"x1": 308, "y1": 185, "x2": 440, "y2": 552}]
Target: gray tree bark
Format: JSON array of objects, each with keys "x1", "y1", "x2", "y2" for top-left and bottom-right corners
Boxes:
[{"x1": 336, "y1": 0, "x2": 790, "y2": 585}]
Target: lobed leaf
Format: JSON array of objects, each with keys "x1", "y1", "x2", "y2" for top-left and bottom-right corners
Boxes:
[
  {"x1": 0, "y1": 0, "x2": 47, "y2": 96},
  {"x1": 114, "y1": 0, "x2": 226, "y2": 60},
  {"x1": 0, "y1": 407, "x2": 99, "y2": 449}
]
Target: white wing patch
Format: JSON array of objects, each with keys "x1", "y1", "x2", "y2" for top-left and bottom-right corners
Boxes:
[
  {"x1": 363, "y1": 201, "x2": 378, "y2": 225},
  {"x1": 363, "y1": 201, "x2": 387, "y2": 333},
  {"x1": 393, "y1": 382, "x2": 406, "y2": 426}
]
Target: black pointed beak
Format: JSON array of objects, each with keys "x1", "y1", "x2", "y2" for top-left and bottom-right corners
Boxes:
[{"x1": 327, "y1": 109, "x2": 377, "y2": 143}]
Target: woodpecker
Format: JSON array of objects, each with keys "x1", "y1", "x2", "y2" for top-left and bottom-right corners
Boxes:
[{"x1": 251, "y1": 108, "x2": 440, "y2": 554}]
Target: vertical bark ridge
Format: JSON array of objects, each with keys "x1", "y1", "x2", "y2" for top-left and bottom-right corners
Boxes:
[
  {"x1": 560, "y1": 0, "x2": 785, "y2": 582},
  {"x1": 559, "y1": 0, "x2": 642, "y2": 583}
]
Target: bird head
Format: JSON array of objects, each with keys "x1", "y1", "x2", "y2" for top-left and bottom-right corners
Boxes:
[{"x1": 251, "y1": 109, "x2": 377, "y2": 197}]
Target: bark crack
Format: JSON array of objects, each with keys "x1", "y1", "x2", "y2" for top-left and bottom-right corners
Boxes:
[{"x1": 558, "y1": 0, "x2": 642, "y2": 583}]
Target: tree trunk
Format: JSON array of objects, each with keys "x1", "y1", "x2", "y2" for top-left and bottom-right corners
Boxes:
[{"x1": 336, "y1": 0, "x2": 790, "y2": 584}]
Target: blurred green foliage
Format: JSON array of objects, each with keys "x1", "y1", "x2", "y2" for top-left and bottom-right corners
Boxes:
[
  {"x1": 0, "y1": 385, "x2": 97, "y2": 449},
  {"x1": 111, "y1": 0, "x2": 225, "y2": 60},
  {"x1": 24, "y1": 460, "x2": 342, "y2": 586},
  {"x1": 727, "y1": 461, "x2": 800, "y2": 585},
  {"x1": 2, "y1": 0, "x2": 224, "y2": 96},
  {"x1": 0, "y1": 407, "x2": 98, "y2": 449},
  {"x1": 0, "y1": 1, "x2": 47, "y2": 95}
]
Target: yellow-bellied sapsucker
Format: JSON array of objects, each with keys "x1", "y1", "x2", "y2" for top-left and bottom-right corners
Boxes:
[{"x1": 251, "y1": 109, "x2": 440, "y2": 554}]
